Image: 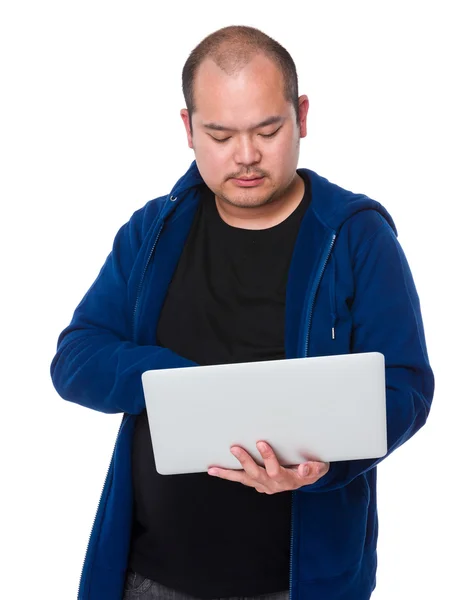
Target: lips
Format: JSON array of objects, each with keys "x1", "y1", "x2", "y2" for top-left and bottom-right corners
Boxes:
[{"x1": 232, "y1": 177, "x2": 265, "y2": 187}]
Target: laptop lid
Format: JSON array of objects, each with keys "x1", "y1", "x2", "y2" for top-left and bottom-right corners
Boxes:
[{"x1": 142, "y1": 352, "x2": 387, "y2": 475}]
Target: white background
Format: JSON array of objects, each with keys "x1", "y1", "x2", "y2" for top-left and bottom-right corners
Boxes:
[{"x1": 1, "y1": 1, "x2": 465, "y2": 599}]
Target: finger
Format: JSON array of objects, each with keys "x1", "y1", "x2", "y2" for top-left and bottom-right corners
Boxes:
[
  {"x1": 314, "y1": 461, "x2": 330, "y2": 478},
  {"x1": 207, "y1": 467, "x2": 248, "y2": 485},
  {"x1": 230, "y1": 446, "x2": 264, "y2": 480},
  {"x1": 257, "y1": 441, "x2": 284, "y2": 481},
  {"x1": 303, "y1": 460, "x2": 329, "y2": 478},
  {"x1": 298, "y1": 463, "x2": 311, "y2": 478},
  {"x1": 291, "y1": 461, "x2": 328, "y2": 480}
]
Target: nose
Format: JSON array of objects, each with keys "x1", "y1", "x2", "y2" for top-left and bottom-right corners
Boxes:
[{"x1": 233, "y1": 135, "x2": 261, "y2": 167}]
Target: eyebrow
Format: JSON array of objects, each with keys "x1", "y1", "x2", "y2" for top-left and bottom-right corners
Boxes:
[{"x1": 202, "y1": 116, "x2": 284, "y2": 132}]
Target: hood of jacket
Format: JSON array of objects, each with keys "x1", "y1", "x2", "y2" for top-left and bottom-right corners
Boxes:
[{"x1": 160, "y1": 160, "x2": 398, "y2": 236}]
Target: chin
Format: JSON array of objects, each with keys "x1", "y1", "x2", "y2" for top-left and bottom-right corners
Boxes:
[
  {"x1": 222, "y1": 194, "x2": 273, "y2": 209},
  {"x1": 219, "y1": 182, "x2": 278, "y2": 209}
]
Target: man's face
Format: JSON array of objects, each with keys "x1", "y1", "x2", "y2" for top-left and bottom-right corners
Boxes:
[{"x1": 181, "y1": 53, "x2": 308, "y2": 209}]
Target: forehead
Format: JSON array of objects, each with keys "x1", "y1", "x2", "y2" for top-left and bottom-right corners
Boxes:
[{"x1": 192, "y1": 53, "x2": 290, "y2": 126}]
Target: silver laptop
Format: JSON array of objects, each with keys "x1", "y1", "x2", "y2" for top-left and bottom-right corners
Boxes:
[{"x1": 142, "y1": 352, "x2": 387, "y2": 475}]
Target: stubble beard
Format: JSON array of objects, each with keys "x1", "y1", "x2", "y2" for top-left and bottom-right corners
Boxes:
[
  {"x1": 218, "y1": 190, "x2": 276, "y2": 209},
  {"x1": 218, "y1": 177, "x2": 295, "y2": 210}
]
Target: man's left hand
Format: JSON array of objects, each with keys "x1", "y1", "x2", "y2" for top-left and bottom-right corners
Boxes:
[{"x1": 207, "y1": 441, "x2": 330, "y2": 493}]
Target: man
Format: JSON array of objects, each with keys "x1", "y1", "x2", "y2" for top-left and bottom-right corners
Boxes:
[{"x1": 51, "y1": 25, "x2": 434, "y2": 600}]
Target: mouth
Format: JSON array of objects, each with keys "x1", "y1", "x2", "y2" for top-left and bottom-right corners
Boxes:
[{"x1": 231, "y1": 176, "x2": 265, "y2": 187}]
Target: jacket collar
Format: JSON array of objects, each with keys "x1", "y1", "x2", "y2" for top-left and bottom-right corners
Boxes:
[{"x1": 164, "y1": 160, "x2": 397, "y2": 236}]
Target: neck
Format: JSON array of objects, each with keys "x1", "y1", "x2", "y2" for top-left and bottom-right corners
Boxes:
[{"x1": 214, "y1": 173, "x2": 305, "y2": 230}]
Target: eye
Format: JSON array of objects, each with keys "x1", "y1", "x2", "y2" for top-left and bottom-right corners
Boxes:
[
  {"x1": 260, "y1": 128, "x2": 281, "y2": 139},
  {"x1": 211, "y1": 136, "x2": 231, "y2": 143}
]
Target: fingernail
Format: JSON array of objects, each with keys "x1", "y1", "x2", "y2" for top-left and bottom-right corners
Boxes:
[
  {"x1": 208, "y1": 468, "x2": 219, "y2": 476},
  {"x1": 302, "y1": 465, "x2": 309, "y2": 476},
  {"x1": 231, "y1": 448, "x2": 240, "y2": 457},
  {"x1": 258, "y1": 442, "x2": 267, "y2": 452}
]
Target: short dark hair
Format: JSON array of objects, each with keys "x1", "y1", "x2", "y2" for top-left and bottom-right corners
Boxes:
[{"x1": 182, "y1": 25, "x2": 299, "y2": 131}]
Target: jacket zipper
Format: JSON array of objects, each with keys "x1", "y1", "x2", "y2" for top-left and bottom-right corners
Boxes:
[
  {"x1": 289, "y1": 492, "x2": 295, "y2": 600},
  {"x1": 304, "y1": 234, "x2": 336, "y2": 357},
  {"x1": 131, "y1": 223, "x2": 164, "y2": 340},
  {"x1": 329, "y1": 255, "x2": 337, "y2": 340},
  {"x1": 132, "y1": 192, "x2": 179, "y2": 338},
  {"x1": 77, "y1": 415, "x2": 127, "y2": 600},
  {"x1": 289, "y1": 232, "x2": 336, "y2": 599}
]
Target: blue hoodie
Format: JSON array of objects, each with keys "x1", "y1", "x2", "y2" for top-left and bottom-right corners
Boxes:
[{"x1": 51, "y1": 161, "x2": 434, "y2": 600}]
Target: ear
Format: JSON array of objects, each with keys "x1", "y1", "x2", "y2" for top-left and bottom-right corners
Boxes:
[
  {"x1": 297, "y1": 95, "x2": 309, "y2": 139},
  {"x1": 180, "y1": 109, "x2": 194, "y2": 149}
]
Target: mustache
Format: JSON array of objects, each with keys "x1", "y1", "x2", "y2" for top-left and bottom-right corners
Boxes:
[{"x1": 227, "y1": 171, "x2": 267, "y2": 180}]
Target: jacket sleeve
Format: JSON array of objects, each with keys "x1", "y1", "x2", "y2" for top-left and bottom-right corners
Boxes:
[
  {"x1": 301, "y1": 212, "x2": 435, "y2": 493},
  {"x1": 50, "y1": 204, "x2": 197, "y2": 415}
]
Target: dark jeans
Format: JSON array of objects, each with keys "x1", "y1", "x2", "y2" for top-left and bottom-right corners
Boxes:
[{"x1": 123, "y1": 569, "x2": 290, "y2": 600}]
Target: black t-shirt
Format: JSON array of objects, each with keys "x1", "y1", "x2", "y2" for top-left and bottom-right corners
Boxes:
[{"x1": 128, "y1": 174, "x2": 311, "y2": 598}]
